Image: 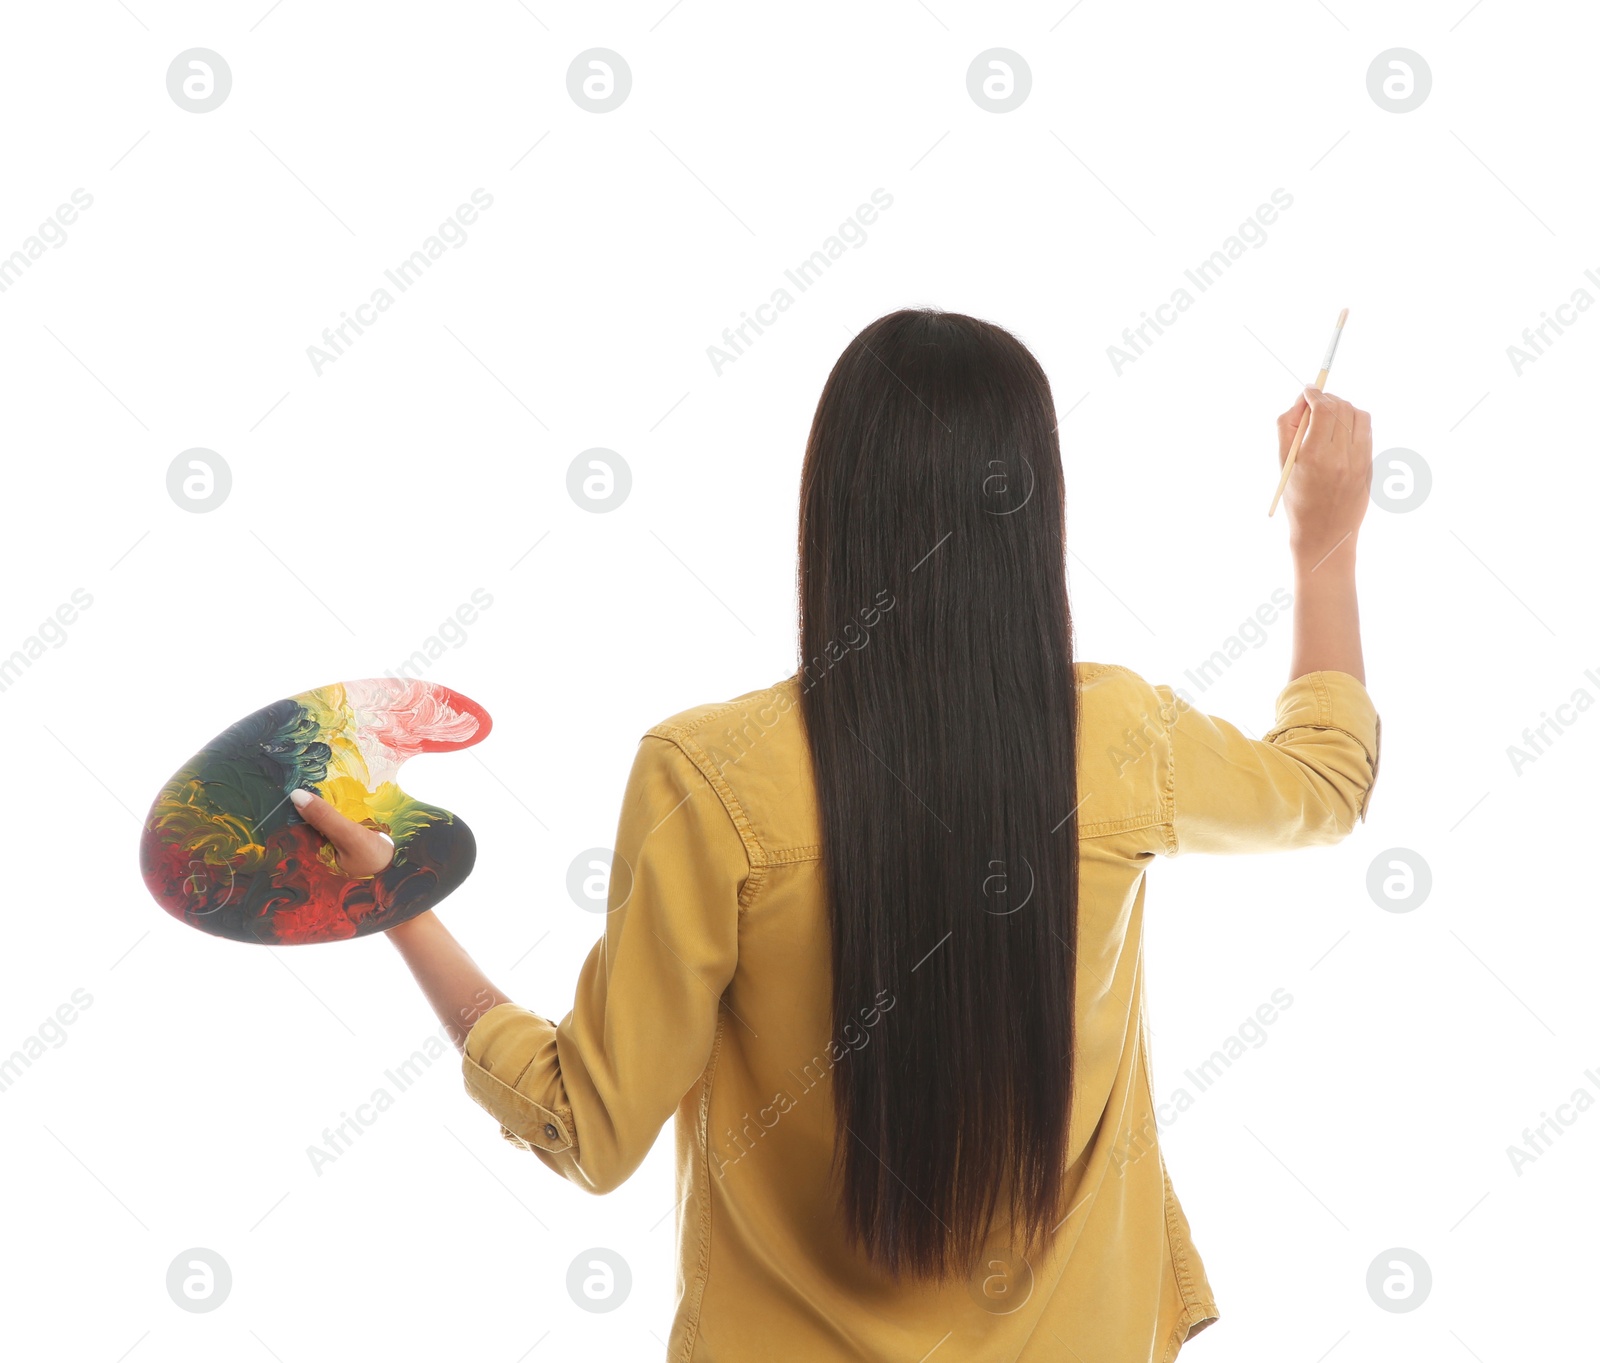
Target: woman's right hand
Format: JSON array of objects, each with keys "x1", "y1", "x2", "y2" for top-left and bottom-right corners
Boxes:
[{"x1": 1277, "y1": 385, "x2": 1372, "y2": 564}]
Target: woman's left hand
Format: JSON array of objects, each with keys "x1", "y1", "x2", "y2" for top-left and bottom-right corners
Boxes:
[{"x1": 288, "y1": 788, "x2": 395, "y2": 877}]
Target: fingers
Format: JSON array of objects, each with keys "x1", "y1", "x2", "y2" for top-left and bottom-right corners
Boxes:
[
  {"x1": 1302, "y1": 385, "x2": 1354, "y2": 457},
  {"x1": 1352, "y1": 405, "x2": 1373, "y2": 458},
  {"x1": 288, "y1": 788, "x2": 395, "y2": 877}
]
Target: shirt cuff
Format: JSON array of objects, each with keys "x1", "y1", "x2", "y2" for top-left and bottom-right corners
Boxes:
[
  {"x1": 1265, "y1": 669, "x2": 1382, "y2": 820},
  {"x1": 461, "y1": 1002, "x2": 576, "y2": 1155}
]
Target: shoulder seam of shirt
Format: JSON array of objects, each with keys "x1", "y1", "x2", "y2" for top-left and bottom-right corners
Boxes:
[
  {"x1": 639, "y1": 729, "x2": 771, "y2": 911},
  {"x1": 1151, "y1": 682, "x2": 1180, "y2": 855},
  {"x1": 1077, "y1": 660, "x2": 1126, "y2": 678},
  {"x1": 647, "y1": 677, "x2": 798, "y2": 744},
  {"x1": 1081, "y1": 663, "x2": 1175, "y2": 850}
]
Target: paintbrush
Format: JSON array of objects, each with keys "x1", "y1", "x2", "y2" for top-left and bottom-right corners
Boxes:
[{"x1": 1267, "y1": 307, "x2": 1348, "y2": 516}]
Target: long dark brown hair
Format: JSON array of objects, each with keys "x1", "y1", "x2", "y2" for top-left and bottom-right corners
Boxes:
[{"x1": 797, "y1": 308, "x2": 1080, "y2": 1280}]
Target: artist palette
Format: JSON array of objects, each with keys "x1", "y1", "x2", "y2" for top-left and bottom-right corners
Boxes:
[{"x1": 139, "y1": 678, "x2": 490, "y2": 945}]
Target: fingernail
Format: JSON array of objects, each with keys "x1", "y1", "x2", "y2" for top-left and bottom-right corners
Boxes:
[{"x1": 288, "y1": 788, "x2": 312, "y2": 808}]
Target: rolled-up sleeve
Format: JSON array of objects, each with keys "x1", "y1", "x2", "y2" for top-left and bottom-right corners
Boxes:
[
  {"x1": 1156, "y1": 669, "x2": 1381, "y2": 855},
  {"x1": 461, "y1": 734, "x2": 746, "y2": 1193}
]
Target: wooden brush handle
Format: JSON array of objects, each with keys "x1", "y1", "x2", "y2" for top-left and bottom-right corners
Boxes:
[{"x1": 1267, "y1": 365, "x2": 1329, "y2": 516}]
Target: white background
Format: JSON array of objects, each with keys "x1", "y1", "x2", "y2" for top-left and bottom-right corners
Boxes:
[{"x1": 1, "y1": 1, "x2": 1593, "y2": 1359}]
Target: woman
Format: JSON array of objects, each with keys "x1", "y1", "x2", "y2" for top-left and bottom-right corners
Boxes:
[{"x1": 293, "y1": 309, "x2": 1379, "y2": 1360}]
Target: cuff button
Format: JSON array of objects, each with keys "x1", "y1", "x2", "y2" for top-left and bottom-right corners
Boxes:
[{"x1": 544, "y1": 1123, "x2": 559, "y2": 1141}]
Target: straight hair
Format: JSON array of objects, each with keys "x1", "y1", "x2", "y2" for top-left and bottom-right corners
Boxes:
[{"x1": 797, "y1": 308, "x2": 1081, "y2": 1279}]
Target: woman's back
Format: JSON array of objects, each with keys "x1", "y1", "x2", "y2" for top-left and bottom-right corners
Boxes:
[
  {"x1": 364, "y1": 308, "x2": 1383, "y2": 1359},
  {"x1": 461, "y1": 660, "x2": 1380, "y2": 1360}
]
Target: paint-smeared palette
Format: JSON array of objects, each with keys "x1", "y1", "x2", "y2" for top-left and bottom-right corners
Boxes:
[{"x1": 140, "y1": 679, "x2": 490, "y2": 945}]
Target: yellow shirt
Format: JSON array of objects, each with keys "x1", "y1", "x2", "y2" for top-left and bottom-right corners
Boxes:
[{"x1": 462, "y1": 664, "x2": 1381, "y2": 1361}]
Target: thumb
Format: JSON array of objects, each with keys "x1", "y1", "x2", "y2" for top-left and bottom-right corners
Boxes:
[{"x1": 288, "y1": 788, "x2": 394, "y2": 877}]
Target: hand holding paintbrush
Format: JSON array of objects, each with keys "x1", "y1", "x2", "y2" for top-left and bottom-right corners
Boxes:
[
  {"x1": 1269, "y1": 308, "x2": 1349, "y2": 516},
  {"x1": 1267, "y1": 308, "x2": 1372, "y2": 550},
  {"x1": 1273, "y1": 381, "x2": 1372, "y2": 559},
  {"x1": 1267, "y1": 315, "x2": 1373, "y2": 684}
]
